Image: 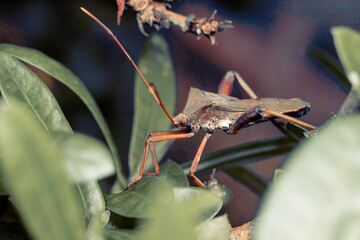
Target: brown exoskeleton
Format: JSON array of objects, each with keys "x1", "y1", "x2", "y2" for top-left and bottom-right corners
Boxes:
[{"x1": 81, "y1": 8, "x2": 316, "y2": 188}]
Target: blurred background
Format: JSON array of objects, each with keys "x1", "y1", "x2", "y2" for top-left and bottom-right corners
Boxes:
[{"x1": 1, "y1": 0, "x2": 359, "y2": 226}]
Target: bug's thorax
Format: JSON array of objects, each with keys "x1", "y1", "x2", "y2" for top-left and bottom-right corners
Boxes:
[
  {"x1": 173, "y1": 87, "x2": 311, "y2": 134},
  {"x1": 174, "y1": 106, "x2": 238, "y2": 133},
  {"x1": 173, "y1": 87, "x2": 245, "y2": 133}
]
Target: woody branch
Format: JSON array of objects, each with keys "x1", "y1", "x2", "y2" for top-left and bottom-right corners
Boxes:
[{"x1": 116, "y1": 0, "x2": 232, "y2": 45}]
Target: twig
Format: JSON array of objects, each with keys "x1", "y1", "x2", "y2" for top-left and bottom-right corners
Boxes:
[
  {"x1": 116, "y1": 0, "x2": 232, "y2": 45},
  {"x1": 230, "y1": 219, "x2": 257, "y2": 240}
]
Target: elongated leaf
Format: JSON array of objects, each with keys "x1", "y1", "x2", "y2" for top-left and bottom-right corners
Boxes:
[
  {"x1": 158, "y1": 160, "x2": 189, "y2": 187},
  {"x1": 0, "y1": 102, "x2": 86, "y2": 240},
  {"x1": 182, "y1": 136, "x2": 296, "y2": 173},
  {"x1": 105, "y1": 177, "x2": 170, "y2": 218},
  {"x1": 107, "y1": 162, "x2": 224, "y2": 240},
  {"x1": 104, "y1": 228, "x2": 136, "y2": 240},
  {"x1": 223, "y1": 165, "x2": 267, "y2": 196},
  {"x1": 173, "y1": 187, "x2": 223, "y2": 222},
  {"x1": 255, "y1": 116, "x2": 360, "y2": 240},
  {"x1": 129, "y1": 34, "x2": 177, "y2": 180},
  {"x1": 105, "y1": 161, "x2": 187, "y2": 220},
  {"x1": 270, "y1": 119, "x2": 307, "y2": 142},
  {"x1": 134, "y1": 186, "x2": 223, "y2": 240},
  {"x1": 0, "y1": 51, "x2": 105, "y2": 224},
  {"x1": 0, "y1": 52, "x2": 72, "y2": 133},
  {"x1": 0, "y1": 43, "x2": 126, "y2": 187},
  {"x1": 78, "y1": 181, "x2": 108, "y2": 227},
  {"x1": 195, "y1": 215, "x2": 230, "y2": 240},
  {"x1": 104, "y1": 215, "x2": 230, "y2": 240},
  {"x1": 0, "y1": 183, "x2": 4, "y2": 193},
  {"x1": 56, "y1": 133, "x2": 115, "y2": 182},
  {"x1": 135, "y1": 186, "x2": 198, "y2": 240},
  {"x1": 309, "y1": 47, "x2": 351, "y2": 91},
  {"x1": 331, "y1": 26, "x2": 360, "y2": 94},
  {"x1": 273, "y1": 168, "x2": 285, "y2": 186},
  {"x1": 105, "y1": 177, "x2": 221, "y2": 221}
]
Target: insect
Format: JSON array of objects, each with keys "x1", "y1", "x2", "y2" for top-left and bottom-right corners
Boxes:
[{"x1": 81, "y1": 8, "x2": 316, "y2": 188}]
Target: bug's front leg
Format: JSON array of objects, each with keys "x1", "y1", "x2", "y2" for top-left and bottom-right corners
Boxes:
[
  {"x1": 189, "y1": 133, "x2": 213, "y2": 188},
  {"x1": 128, "y1": 130, "x2": 194, "y2": 188},
  {"x1": 218, "y1": 71, "x2": 258, "y2": 99}
]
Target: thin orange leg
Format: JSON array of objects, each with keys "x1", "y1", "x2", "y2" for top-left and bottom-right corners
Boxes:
[
  {"x1": 189, "y1": 133, "x2": 213, "y2": 188},
  {"x1": 217, "y1": 71, "x2": 316, "y2": 131},
  {"x1": 258, "y1": 108, "x2": 316, "y2": 130},
  {"x1": 143, "y1": 141, "x2": 159, "y2": 177},
  {"x1": 128, "y1": 130, "x2": 194, "y2": 188},
  {"x1": 218, "y1": 71, "x2": 258, "y2": 99},
  {"x1": 80, "y1": 8, "x2": 177, "y2": 125}
]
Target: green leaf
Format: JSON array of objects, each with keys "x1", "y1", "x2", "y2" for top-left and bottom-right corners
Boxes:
[
  {"x1": 0, "y1": 52, "x2": 72, "y2": 133},
  {"x1": 309, "y1": 47, "x2": 351, "y2": 91},
  {"x1": 105, "y1": 178, "x2": 222, "y2": 221},
  {"x1": 105, "y1": 169, "x2": 223, "y2": 240},
  {"x1": 273, "y1": 168, "x2": 285, "y2": 186},
  {"x1": 255, "y1": 116, "x2": 360, "y2": 240},
  {"x1": 0, "y1": 43, "x2": 126, "y2": 187},
  {"x1": 77, "y1": 182, "x2": 107, "y2": 227},
  {"x1": 135, "y1": 188, "x2": 198, "y2": 240},
  {"x1": 105, "y1": 177, "x2": 174, "y2": 218},
  {"x1": 182, "y1": 136, "x2": 296, "y2": 173},
  {"x1": 207, "y1": 174, "x2": 232, "y2": 204},
  {"x1": 133, "y1": 187, "x2": 223, "y2": 240},
  {"x1": 129, "y1": 34, "x2": 177, "y2": 180},
  {"x1": 270, "y1": 120, "x2": 307, "y2": 142},
  {"x1": 0, "y1": 50, "x2": 105, "y2": 224},
  {"x1": 103, "y1": 217, "x2": 228, "y2": 240},
  {"x1": 56, "y1": 133, "x2": 115, "y2": 182},
  {"x1": 331, "y1": 26, "x2": 360, "y2": 94},
  {"x1": 158, "y1": 160, "x2": 189, "y2": 187},
  {"x1": 0, "y1": 101, "x2": 86, "y2": 240},
  {"x1": 222, "y1": 165, "x2": 267, "y2": 196},
  {"x1": 195, "y1": 215, "x2": 230, "y2": 240},
  {"x1": 0, "y1": 182, "x2": 5, "y2": 193},
  {"x1": 172, "y1": 187, "x2": 223, "y2": 222},
  {"x1": 104, "y1": 228, "x2": 136, "y2": 240}
]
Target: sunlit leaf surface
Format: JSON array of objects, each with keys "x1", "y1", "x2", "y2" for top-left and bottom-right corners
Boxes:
[
  {"x1": 56, "y1": 133, "x2": 115, "y2": 182},
  {"x1": 0, "y1": 43, "x2": 126, "y2": 187},
  {"x1": 0, "y1": 102, "x2": 86, "y2": 240},
  {"x1": 331, "y1": 26, "x2": 360, "y2": 94},
  {"x1": 255, "y1": 116, "x2": 360, "y2": 240}
]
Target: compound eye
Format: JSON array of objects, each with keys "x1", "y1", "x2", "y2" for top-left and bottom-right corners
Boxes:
[{"x1": 180, "y1": 118, "x2": 187, "y2": 125}]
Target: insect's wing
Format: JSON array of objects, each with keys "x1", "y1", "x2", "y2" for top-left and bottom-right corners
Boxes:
[
  {"x1": 214, "y1": 99, "x2": 259, "y2": 112},
  {"x1": 182, "y1": 87, "x2": 241, "y2": 114}
]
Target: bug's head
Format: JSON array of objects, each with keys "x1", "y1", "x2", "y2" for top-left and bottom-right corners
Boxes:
[
  {"x1": 173, "y1": 113, "x2": 189, "y2": 129},
  {"x1": 281, "y1": 98, "x2": 311, "y2": 117},
  {"x1": 173, "y1": 113, "x2": 200, "y2": 132}
]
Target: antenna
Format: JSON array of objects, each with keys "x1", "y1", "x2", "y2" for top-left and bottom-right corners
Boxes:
[{"x1": 80, "y1": 7, "x2": 176, "y2": 124}]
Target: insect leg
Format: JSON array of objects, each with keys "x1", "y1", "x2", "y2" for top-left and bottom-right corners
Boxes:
[
  {"x1": 256, "y1": 107, "x2": 316, "y2": 130},
  {"x1": 218, "y1": 71, "x2": 258, "y2": 99},
  {"x1": 128, "y1": 130, "x2": 193, "y2": 188},
  {"x1": 81, "y1": 8, "x2": 177, "y2": 125},
  {"x1": 189, "y1": 133, "x2": 213, "y2": 188}
]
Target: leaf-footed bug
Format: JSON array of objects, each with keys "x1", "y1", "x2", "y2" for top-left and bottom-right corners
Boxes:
[{"x1": 81, "y1": 8, "x2": 316, "y2": 188}]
